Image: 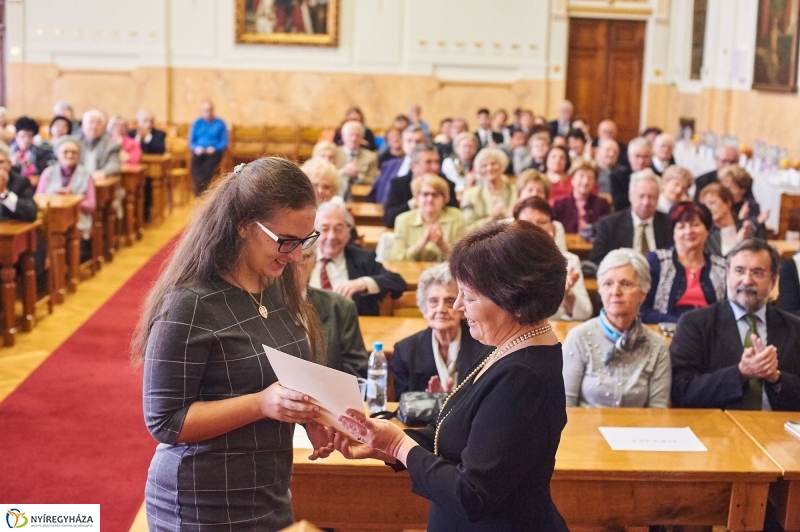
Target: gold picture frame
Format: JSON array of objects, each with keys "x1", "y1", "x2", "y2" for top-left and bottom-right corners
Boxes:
[{"x1": 235, "y1": 0, "x2": 339, "y2": 47}]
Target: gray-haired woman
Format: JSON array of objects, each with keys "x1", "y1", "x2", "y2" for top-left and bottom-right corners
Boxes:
[{"x1": 562, "y1": 248, "x2": 671, "y2": 408}]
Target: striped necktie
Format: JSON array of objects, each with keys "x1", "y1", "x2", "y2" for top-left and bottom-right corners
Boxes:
[
  {"x1": 741, "y1": 314, "x2": 763, "y2": 410},
  {"x1": 319, "y1": 258, "x2": 333, "y2": 291}
]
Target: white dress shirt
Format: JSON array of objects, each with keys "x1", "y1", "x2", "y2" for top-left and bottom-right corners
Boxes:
[
  {"x1": 431, "y1": 327, "x2": 462, "y2": 386},
  {"x1": 396, "y1": 156, "x2": 411, "y2": 177},
  {"x1": 631, "y1": 211, "x2": 656, "y2": 252},
  {"x1": 309, "y1": 250, "x2": 380, "y2": 294}
]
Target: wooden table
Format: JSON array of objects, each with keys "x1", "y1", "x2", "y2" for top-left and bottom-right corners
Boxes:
[
  {"x1": 34, "y1": 194, "x2": 82, "y2": 304},
  {"x1": 727, "y1": 411, "x2": 800, "y2": 532},
  {"x1": 769, "y1": 239, "x2": 799, "y2": 259},
  {"x1": 92, "y1": 177, "x2": 120, "y2": 268},
  {"x1": 141, "y1": 153, "x2": 173, "y2": 224},
  {"x1": 347, "y1": 202, "x2": 384, "y2": 226},
  {"x1": 381, "y1": 261, "x2": 438, "y2": 291},
  {"x1": 0, "y1": 220, "x2": 41, "y2": 345},
  {"x1": 292, "y1": 408, "x2": 780, "y2": 531},
  {"x1": 565, "y1": 232, "x2": 593, "y2": 260},
  {"x1": 120, "y1": 164, "x2": 145, "y2": 244},
  {"x1": 357, "y1": 225, "x2": 388, "y2": 250},
  {"x1": 351, "y1": 184, "x2": 371, "y2": 202}
]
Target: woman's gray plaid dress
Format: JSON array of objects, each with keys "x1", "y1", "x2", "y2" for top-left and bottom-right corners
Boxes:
[{"x1": 143, "y1": 276, "x2": 311, "y2": 531}]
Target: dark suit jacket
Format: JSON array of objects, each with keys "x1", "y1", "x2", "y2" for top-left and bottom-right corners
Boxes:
[
  {"x1": 779, "y1": 258, "x2": 800, "y2": 316},
  {"x1": 549, "y1": 119, "x2": 570, "y2": 139},
  {"x1": 552, "y1": 194, "x2": 610, "y2": 233},
  {"x1": 128, "y1": 128, "x2": 167, "y2": 154},
  {"x1": 693, "y1": 169, "x2": 717, "y2": 201},
  {"x1": 649, "y1": 157, "x2": 676, "y2": 176},
  {"x1": 589, "y1": 208, "x2": 673, "y2": 265},
  {"x1": 343, "y1": 245, "x2": 408, "y2": 315},
  {"x1": 382, "y1": 173, "x2": 458, "y2": 228},
  {"x1": 0, "y1": 168, "x2": 38, "y2": 222},
  {"x1": 366, "y1": 156, "x2": 404, "y2": 204},
  {"x1": 389, "y1": 321, "x2": 489, "y2": 399},
  {"x1": 474, "y1": 130, "x2": 503, "y2": 149},
  {"x1": 307, "y1": 287, "x2": 368, "y2": 378},
  {"x1": 609, "y1": 165, "x2": 632, "y2": 211},
  {"x1": 670, "y1": 302, "x2": 800, "y2": 411}
]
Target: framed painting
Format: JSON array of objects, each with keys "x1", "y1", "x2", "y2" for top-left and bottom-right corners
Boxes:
[
  {"x1": 752, "y1": 0, "x2": 800, "y2": 92},
  {"x1": 235, "y1": 0, "x2": 339, "y2": 46}
]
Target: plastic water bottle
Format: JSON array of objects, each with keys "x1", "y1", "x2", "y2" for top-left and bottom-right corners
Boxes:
[{"x1": 366, "y1": 342, "x2": 387, "y2": 413}]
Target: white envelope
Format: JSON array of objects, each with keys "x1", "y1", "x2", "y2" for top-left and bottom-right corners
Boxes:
[{"x1": 264, "y1": 344, "x2": 364, "y2": 439}]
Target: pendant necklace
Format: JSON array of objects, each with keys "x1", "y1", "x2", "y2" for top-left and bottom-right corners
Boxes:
[{"x1": 237, "y1": 275, "x2": 268, "y2": 318}]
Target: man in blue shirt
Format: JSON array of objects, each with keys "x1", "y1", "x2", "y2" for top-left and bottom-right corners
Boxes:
[{"x1": 190, "y1": 99, "x2": 228, "y2": 195}]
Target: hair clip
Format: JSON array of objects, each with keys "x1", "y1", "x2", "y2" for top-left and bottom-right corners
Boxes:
[{"x1": 233, "y1": 163, "x2": 246, "y2": 174}]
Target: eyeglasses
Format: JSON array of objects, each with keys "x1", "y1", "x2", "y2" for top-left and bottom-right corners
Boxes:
[
  {"x1": 256, "y1": 222, "x2": 320, "y2": 253},
  {"x1": 731, "y1": 266, "x2": 770, "y2": 280}
]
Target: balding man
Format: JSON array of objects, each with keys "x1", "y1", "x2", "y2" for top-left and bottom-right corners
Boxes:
[
  {"x1": 594, "y1": 119, "x2": 629, "y2": 169},
  {"x1": 190, "y1": 99, "x2": 228, "y2": 195},
  {"x1": 129, "y1": 108, "x2": 166, "y2": 154},
  {"x1": 694, "y1": 145, "x2": 740, "y2": 201},
  {"x1": 650, "y1": 133, "x2": 676, "y2": 176},
  {"x1": 334, "y1": 120, "x2": 379, "y2": 201},
  {"x1": 550, "y1": 100, "x2": 574, "y2": 138},
  {"x1": 77, "y1": 110, "x2": 121, "y2": 180},
  {"x1": 609, "y1": 137, "x2": 652, "y2": 211}
]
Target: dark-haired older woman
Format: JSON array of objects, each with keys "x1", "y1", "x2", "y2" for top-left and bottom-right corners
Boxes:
[
  {"x1": 461, "y1": 148, "x2": 517, "y2": 231},
  {"x1": 719, "y1": 164, "x2": 762, "y2": 219},
  {"x1": 641, "y1": 201, "x2": 726, "y2": 324},
  {"x1": 700, "y1": 182, "x2": 767, "y2": 257},
  {"x1": 334, "y1": 221, "x2": 569, "y2": 531},
  {"x1": 552, "y1": 158, "x2": 610, "y2": 233},
  {"x1": 545, "y1": 145, "x2": 572, "y2": 205},
  {"x1": 563, "y1": 248, "x2": 671, "y2": 407},
  {"x1": 389, "y1": 263, "x2": 487, "y2": 397},
  {"x1": 515, "y1": 196, "x2": 592, "y2": 321}
]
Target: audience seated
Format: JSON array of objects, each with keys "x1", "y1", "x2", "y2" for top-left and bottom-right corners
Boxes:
[
  {"x1": 719, "y1": 165, "x2": 762, "y2": 219},
  {"x1": 310, "y1": 202, "x2": 407, "y2": 315},
  {"x1": 433, "y1": 117, "x2": 451, "y2": 145},
  {"x1": 390, "y1": 175, "x2": 465, "y2": 262},
  {"x1": 514, "y1": 197, "x2": 591, "y2": 321},
  {"x1": 779, "y1": 252, "x2": 800, "y2": 316},
  {"x1": 36, "y1": 137, "x2": 95, "y2": 262},
  {"x1": 107, "y1": 116, "x2": 142, "y2": 165},
  {"x1": 693, "y1": 145, "x2": 740, "y2": 202},
  {"x1": 461, "y1": 147, "x2": 517, "y2": 231},
  {"x1": 378, "y1": 127, "x2": 404, "y2": 169},
  {"x1": 333, "y1": 106, "x2": 377, "y2": 151},
  {"x1": 129, "y1": 108, "x2": 166, "y2": 154},
  {"x1": 594, "y1": 119, "x2": 629, "y2": 168},
  {"x1": 300, "y1": 158, "x2": 343, "y2": 205},
  {"x1": 382, "y1": 143, "x2": 457, "y2": 228},
  {"x1": 595, "y1": 138, "x2": 623, "y2": 196},
  {"x1": 552, "y1": 158, "x2": 610, "y2": 234},
  {"x1": 642, "y1": 126, "x2": 662, "y2": 144},
  {"x1": 699, "y1": 183, "x2": 767, "y2": 257},
  {"x1": 571, "y1": 117, "x2": 593, "y2": 148},
  {"x1": 590, "y1": 169, "x2": 673, "y2": 265},
  {"x1": 610, "y1": 137, "x2": 652, "y2": 211},
  {"x1": 440, "y1": 131, "x2": 477, "y2": 193},
  {"x1": 0, "y1": 107, "x2": 15, "y2": 144},
  {"x1": 474, "y1": 108, "x2": 501, "y2": 149},
  {"x1": 526, "y1": 132, "x2": 550, "y2": 173},
  {"x1": 641, "y1": 202, "x2": 726, "y2": 324},
  {"x1": 388, "y1": 263, "x2": 486, "y2": 397},
  {"x1": 437, "y1": 117, "x2": 467, "y2": 160},
  {"x1": 565, "y1": 128, "x2": 589, "y2": 160},
  {"x1": 491, "y1": 108, "x2": 511, "y2": 145},
  {"x1": 368, "y1": 125, "x2": 426, "y2": 204},
  {"x1": 515, "y1": 109, "x2": 536, "y2": 137},
  {"x1": 407, "y1": 104, "x2": 431, "y2": 138},
  {"x1": 657, "y1": 165, "x2": 694, "y2": 213},
  {"x1": 670, "y1": 239, "x2": 800, "y2": 410},
  {"x1": 297, "y1": 243, "x2": 368, "y2": 378},
  {"x1": 649, "y1": 133, "x2": 675, "y2": 176},
  {"x1": 189, "y1": 99, "x2": 228, "y2": 195},
  {"x1": 550, "y1": 100, "x2": 574, "y2": 138},
  {"x1": 0, "y1": 143, "x2": 38, "y2": 222},
  {"x1": 507, "y1": 129, "x2": 530, "y2": 175},
  {"x1": 311, "y1": 140, "x2": 337, "y2": 165},
  {"x1": 52, "y1": 101, "x2": 81, "y2": 132},
  {"x1": 335, "y1": 120, "x2": 379, "y2": 200},
  {"x1": 562, "y1": 248, "x2": 671, "y2": 407},
  {"x1": 11, "y1": 117, "x2": 54, "y2": 184},
  {"x1": 76, "y1": 110, "x2": 121, "y2": 181},
  {"x1": 513, "y1": 169, "x2": 567, "y2": 250},
  {"x1": 544, "y1": 145, "x2": 572, "y2": 205}
]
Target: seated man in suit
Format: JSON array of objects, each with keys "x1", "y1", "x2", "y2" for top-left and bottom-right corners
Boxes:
[
  {"x1": 549, "y1": 100, "x2": 574, "y2": 139},
  {"x1": 76, "y1": 110, "x2": 121, "y2": 181},
  {"x1": 129, "y1": 108, "x2": 166, "y2": 154},
  {"x1": 367, "y1": 125, "x2": 426, "y2": 204},
  {"x1": 382, "y1": 143, "x2": 458, "y2": 228},
  {"x1": 297, "y1": 241, "x2": 368, "y2": 378},
  {"x1": 595, "y1": 138, "x2": 624, "y2": 196},
  {"x1": 609, "y1": 137, "x2": 653, "y2": 211},
  {"x1": 670, "y1": 239, "x2": 800, "y2": 410},
  {"x1": 310, "y1": 201, "x2": 407, "y2": 315},
  {"x1": 474, "y1": 108, "x2": 501, "y2": 149},
  {"x1": 335, "y1": 120, "x2": 379, "y2": 201},
  {"x1": 389, "y1": 263, "x2": 486, "y2": 398},
  {"x1": 590, "y1": 169, "x2": 672, "y2": 265},
  {"x1": 693, "y1": 145, "x2": 740, "y2": 201},
  {"x1": 0, "y1": 143, "x2": 37, "y2": 222},
  {"x1": 649, "y1": 132, "x2": 676, "y2": 176}
]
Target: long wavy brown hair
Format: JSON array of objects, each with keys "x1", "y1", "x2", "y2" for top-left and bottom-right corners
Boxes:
[{"x1": 130, "y1": 157, "x2": 324, "y2": 365}]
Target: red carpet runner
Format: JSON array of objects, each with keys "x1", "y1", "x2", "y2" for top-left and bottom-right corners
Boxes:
[{"x1": 0, "y1": 238, "x2": 178, "y2": 532}]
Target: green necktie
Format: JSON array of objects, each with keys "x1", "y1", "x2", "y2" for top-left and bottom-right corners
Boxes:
[{"x1": 741, "y1": 314, "x2": 763, "y2": 410}]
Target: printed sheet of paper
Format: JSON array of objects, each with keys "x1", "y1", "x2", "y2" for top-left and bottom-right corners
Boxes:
[
  {"x1": 599, "y1": 427, "x2": 708, "y2": 452},
  {"x1": 264, "y1": 345, "x2": 364, "y2": 438}
]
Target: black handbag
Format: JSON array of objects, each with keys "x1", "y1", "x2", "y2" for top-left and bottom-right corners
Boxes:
[{"x1": 397, "y1": 391, "x2": 448, "y2": 425}]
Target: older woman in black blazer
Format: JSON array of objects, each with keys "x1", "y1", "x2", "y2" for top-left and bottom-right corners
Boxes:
[{"x1": 389, "y1": 263, "x2": 486, "y2": 398}]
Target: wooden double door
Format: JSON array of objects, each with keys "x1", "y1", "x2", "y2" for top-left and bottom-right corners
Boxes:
[{"x1": 566, "y1": 18, "x2": 646, "y2": 143}]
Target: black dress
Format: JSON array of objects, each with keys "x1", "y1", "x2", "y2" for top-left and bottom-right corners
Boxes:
[{"x1": 401, "y1": 344, "x2": 569, "y2": 531}]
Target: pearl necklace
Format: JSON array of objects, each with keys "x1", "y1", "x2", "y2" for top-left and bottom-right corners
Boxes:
[{"x1": 433, "y1": 323, "x2": 552, "y2": 456}]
